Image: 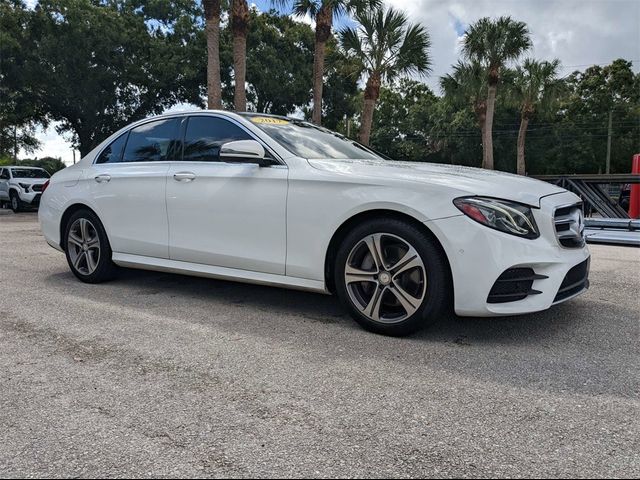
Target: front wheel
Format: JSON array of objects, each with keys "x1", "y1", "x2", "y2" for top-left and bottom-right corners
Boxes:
[
  {"x1": 334, "y1": 219, "x2": 450, "y2": 336},
  {"x1": 64, "y1": 209, "x2": 118, "y2": 283},
  {"x1": 10, "y1": 192, "x2": 23, "y2": 213}
]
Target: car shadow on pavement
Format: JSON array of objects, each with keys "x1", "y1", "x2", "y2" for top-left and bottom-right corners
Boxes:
[
  {"x1": 43, "y1": 266, "x2": 636, "y2": 398},
  {"x1": 47, "y1": 264, "x2": 588, "y2": 345}
]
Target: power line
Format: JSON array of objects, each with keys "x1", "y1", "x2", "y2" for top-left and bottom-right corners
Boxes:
[
  {"x1": 557, "y1": 61, "x2": 639, "y2": 69},
  {"x1": 371, "y1": 130, "x2": 640, "y2": 140}
]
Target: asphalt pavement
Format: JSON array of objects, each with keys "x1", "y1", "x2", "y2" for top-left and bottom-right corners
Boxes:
[{"x1": 0, "y1": 211, "x2": 638, "y2": 478}]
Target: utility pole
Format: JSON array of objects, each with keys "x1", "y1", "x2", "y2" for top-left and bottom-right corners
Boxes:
[
  {"x1": 606, "y1": 110, "x2": 613, "y2": 174},
  {"x1": 13, "y1": 126, "x2": 18, "y2": 161}
]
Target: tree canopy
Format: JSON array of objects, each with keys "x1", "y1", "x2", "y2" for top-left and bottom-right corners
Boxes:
[{"x1": 1, "y1": 1, "x2": 638, "y2": 174}]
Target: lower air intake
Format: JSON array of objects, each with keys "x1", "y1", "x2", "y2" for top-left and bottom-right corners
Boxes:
[
  {"x1": 554, "y1": 258, "x2": 590, "y2": 302},
  {"x1": 487, "y1": 268, "x2": 547, "y2": 304}
]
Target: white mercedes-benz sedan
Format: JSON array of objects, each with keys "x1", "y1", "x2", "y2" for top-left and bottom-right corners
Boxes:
[{"x1": 39, "y1": 111, "x2": 590, "y2": 336}]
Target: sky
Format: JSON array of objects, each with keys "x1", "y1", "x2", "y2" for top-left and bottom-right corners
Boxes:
[{"x1": 21, "y1": 0, "x2": 640, "y2": 165}]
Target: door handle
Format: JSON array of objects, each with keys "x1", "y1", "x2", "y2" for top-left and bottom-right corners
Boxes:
[
  {"x1": 173, "y1": 172, "x2": 196, "y2": 182},
  {"x1": 94, "y1": 174, "x2": 111, "y2": 183}
]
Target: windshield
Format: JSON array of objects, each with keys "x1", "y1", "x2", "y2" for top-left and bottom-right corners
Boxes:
[
  {"x1": 11, "y1": 168, "x2": 50, "y2": 179},
  {"x1": 241, "y1": 114, "x2": 382, "y2": 160}
]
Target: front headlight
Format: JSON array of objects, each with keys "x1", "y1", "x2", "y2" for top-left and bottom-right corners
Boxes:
[
  {"x1": 453, "y1": 196, "x2": 539, "y2": 239},
  {"x1": 18, "y1": 182, "x2": 30, "y2": 191}
]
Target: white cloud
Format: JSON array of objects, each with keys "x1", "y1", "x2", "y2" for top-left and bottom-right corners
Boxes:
[{"x1": 388, "y1": 0, "x2": 640, "y2": 92}]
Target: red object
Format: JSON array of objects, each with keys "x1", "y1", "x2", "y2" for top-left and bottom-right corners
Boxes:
[
  {"x1": 41, "y1": 180, "x2": 50, "y2": 193},
  {"x1": 460, "y1": 203, "x2": 487, "y2": 223},
  {"x1": 630, "y1": 154, "x2": 640, "y2": 219}
]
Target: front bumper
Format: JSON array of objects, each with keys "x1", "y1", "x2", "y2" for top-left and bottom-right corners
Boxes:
[
  {"x1": 428, "y1": 191, "x2": 590, "y2": 317},
  {"x1": 19, "y1": 191, "x2": 42, "y2": 206}
]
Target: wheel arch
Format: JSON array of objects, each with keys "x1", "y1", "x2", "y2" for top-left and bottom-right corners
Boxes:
[
  {"x1": 323, "y1": 209, "x2": 453, "y2": 298},
  {"x1": 59, "y1": 203, "x2": 102, "y2": 252}
]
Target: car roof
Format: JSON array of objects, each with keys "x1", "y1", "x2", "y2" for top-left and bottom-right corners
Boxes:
[
  {"x1": 3, "y1": 166, "x2": 44, "y2": 169},
  {"x1": 147, "y1": 109, "x2": 298, "y2": 123},
  {"x1": 237, "y1": 112, "x2": 295, "y2": 121}
]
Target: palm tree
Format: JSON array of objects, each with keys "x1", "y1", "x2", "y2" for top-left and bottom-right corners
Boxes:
[
  {"x1": 275, "y1": 0, "x2": 380, "y2": 126},
  {"x1": 340, "y1": 5, "x2": 431, "y2": 145},
  {"x1": 462, "y1": 16, "x2": 531, "y2": 169},
  {"x1": 440, "y1": 61, "x2": 488, "y2": 149},
  {"x1": 231, "y1": 0, "x2": 250, "y2": 111},
  {"x1": 511, "y1": 58, "x2": 561, "y2": 175},
  {"x1": 203, "y1": 0, "x2": 222, "y2": 109}
]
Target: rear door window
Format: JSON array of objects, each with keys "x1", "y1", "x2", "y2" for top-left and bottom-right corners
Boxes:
[{"x1": 96, "y1": 133, "x2": 128, "y2": 164}]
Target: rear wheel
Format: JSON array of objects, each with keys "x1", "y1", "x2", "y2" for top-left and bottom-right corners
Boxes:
[
  {"x1": 64, "y1": 209, "x2": 118, "y2": 283},
  {"x1": 334, "y1": 218, "x2": 450, "y2": 336}
]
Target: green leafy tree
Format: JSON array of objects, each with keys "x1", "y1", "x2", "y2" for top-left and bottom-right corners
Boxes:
[
  {"x1": 0, "y1": 0, "x2": 45, "y2": 158},
  {"x1": 16, "y1": 156, "x2": 67, "y2": 174},
  {"x1": 543, "y1": 60, "x2": 640, "y2": 174},
  {"x1": 319, "y1": 38, "x2": 361, "y2": 131},
  {"x1": 510, "y1": 59, "x2": 562, "y2": 175},
  {"x1": 29, "y1": 0, "x2": 204, "y2": 156},
  {"x1": 244, "y1": 11, "x2": 314, "y2": 114},
  {"x1": 440, "y1": 61, "x2": 487, "y2": 152},
  {"x1": 0, "y1": 155, "x2": 66, "y2": 174},
  {"x1": 340, "y1": 5, "x2": 431, "y2": 145},
  {"x1": 0, "y1": 126, "x2": 41, "y2": 160},
  {"x1": 462, "y1": 16, "x2": 531, "y2": 169},
  {"x1": 428, "y1": 98, "x2": 484, "y2": 167},
  {"x1": 369, "y1": 79, "x2": 438, "y2": 161}
]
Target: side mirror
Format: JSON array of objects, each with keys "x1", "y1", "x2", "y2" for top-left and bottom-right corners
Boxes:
[{"x1": 220, "y1": 140, "x2": 267, "y2": 165}]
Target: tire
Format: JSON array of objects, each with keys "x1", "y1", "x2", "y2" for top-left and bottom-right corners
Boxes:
[
  {"x1": 334, "y1": 218, "x2": 450, "y2": 336},
  {"x1": 10, "y1": 191, "x2": 23, "y2": 213},
  {"x1": 63, "y1": 209, "x2": 118, "y2": 283}
]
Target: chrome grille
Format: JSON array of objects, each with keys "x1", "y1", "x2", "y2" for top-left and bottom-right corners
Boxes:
[{"x1": 554, "y1": 203, "x2": 585, "y2": 248}]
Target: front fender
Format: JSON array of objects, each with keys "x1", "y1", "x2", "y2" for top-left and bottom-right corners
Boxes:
[{"x1": 285, "y1": 171, "x2": 462, "y2": 281}]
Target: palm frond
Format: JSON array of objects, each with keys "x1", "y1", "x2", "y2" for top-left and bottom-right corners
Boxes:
[
  {"x1": 512, "y1": 57, "x2": 562, "y2": 116},
  {"x1": 339, "y1": 26, "x2": 370, "y2": 75},
  {"x1": 393, "y1": 22, "x2": 431, "y2": 78},
  {"x1": 339, "y1": 5, "x2": 431, "y2": 85},
  {"x1": 462, "y1": 16, "x2": 531, "y2": 70},
  {"x1": 440, "y1": 60, "x2": 486, "y2": 106},
  {"x1": 345, "y1": 0, "x2": 382, "y2": 14},
  {"x1": 272, "y1": 0, "x2": 320, "y2": 18}
]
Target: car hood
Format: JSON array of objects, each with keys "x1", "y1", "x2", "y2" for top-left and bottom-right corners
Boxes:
[
  {"x1": 12, "y1": 177, "x2": 48, "y2": 185},
  {"x1": 308, "y1": 158, "x2": 565, "y2": 207}
]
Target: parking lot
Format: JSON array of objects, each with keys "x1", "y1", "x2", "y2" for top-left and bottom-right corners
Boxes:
[{"x1": 0, "y1": 211, "x2": 638, "y2": 478}]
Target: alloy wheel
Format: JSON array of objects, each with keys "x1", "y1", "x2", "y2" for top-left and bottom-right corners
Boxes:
[
  {"x1": 67, "y1": 218, "x2": 101, "y2": 275},
  {"x1": 345, "y1": 233, "x2": 427, "y2": 324}
]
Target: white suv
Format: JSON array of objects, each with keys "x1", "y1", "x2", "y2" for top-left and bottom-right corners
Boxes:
[{"x1": 0, "y1": 166, "x2": 51, "y2": 212}]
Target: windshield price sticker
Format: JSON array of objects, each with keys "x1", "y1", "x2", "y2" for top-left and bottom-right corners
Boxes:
[{"x1": 250, "y1": 117, "x2": 290, "y2": 125}]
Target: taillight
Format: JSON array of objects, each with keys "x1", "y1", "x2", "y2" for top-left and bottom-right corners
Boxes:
[{"x1": 41, "y1": 180, "x2": 50, "y2": 193}]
